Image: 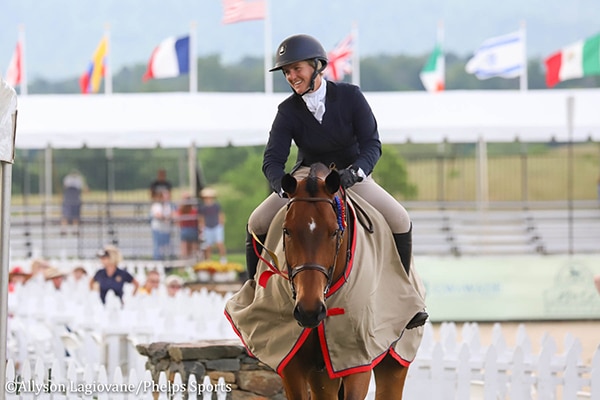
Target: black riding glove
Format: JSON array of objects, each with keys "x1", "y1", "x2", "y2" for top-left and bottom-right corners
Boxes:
[{"x1": 339, "y1": 166, "x2": 364, "y2": 189}]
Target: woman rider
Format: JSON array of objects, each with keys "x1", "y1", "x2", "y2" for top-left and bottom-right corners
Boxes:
[{"x1": 246, "y1": 34, "x2": 427, "y2": 329}]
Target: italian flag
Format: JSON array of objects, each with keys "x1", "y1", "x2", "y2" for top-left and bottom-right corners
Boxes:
[
  {"x1": 544, "y1": 33, "x2": 600, "y2": 87},
  {"x1": 419, "y1": 44, "x2": 445, "y2": 92}
]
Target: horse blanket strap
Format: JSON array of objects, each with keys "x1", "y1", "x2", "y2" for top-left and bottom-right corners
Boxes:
[{"x1": 225, "y1": 191, "x2": 427, "y2": 378}]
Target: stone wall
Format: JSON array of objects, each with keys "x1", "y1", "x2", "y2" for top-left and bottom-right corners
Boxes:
[{"x1": 136, "y1": 339, "x2": 286, "y2": 399}]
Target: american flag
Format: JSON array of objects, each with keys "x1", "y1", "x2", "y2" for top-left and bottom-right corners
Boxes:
[
  {"x1": 222, "y1": 0, "x2": 266, "y2": 24},
  {"x1": 324, "y1": 33, "x2": 354, "y2": 82}
]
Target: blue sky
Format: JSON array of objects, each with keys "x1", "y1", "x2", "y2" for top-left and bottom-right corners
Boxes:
[{"x1": 1, "y1": 0, "x2": 599, "y2": 81}]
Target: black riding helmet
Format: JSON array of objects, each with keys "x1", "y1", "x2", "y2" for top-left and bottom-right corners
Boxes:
[{"x1": 269, "y1": 34, "x2": 328, "y2": 96}]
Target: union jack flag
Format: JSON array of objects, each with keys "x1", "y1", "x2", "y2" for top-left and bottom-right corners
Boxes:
[{"x1": 325, "y1": 33, "x2": 354, "y2": 82}]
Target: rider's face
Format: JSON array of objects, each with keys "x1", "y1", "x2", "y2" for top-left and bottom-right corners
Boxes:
[{"x1": 282, "y1": 61, "x2": 322, "y2": 94}]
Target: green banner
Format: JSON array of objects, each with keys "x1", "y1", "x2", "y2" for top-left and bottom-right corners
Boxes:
[{"x1": 416, "y1": 255, "x2": 600, "y2": 321}]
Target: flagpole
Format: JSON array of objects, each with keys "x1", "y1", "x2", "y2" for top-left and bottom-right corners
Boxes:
[
  {"x1": 263, "y1": 0, "x2": 273, "y2": 93},
  {"x1": 351, "y1": 22, "x2": 360, "y2": 87},
  {"x1": 520, "y1": 20, "x2": 528, "y2": 91},
  {"x1": 104, "y1": 23, "x2": 112, "y2": 95},
  {"x1": 438, "y1": 20, "x2": 445, "y2": 90},
  {"x1": 16, "y1": 24, "x2": 28, "y2": 96},
  {"x1": 190, "y1": 21, "x2": 198, "y2": 93}
]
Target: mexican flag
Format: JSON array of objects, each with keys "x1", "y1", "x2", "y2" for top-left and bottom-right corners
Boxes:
[
  {"x1": 419, "y1": 44, "x2": 445, "y2": 92},
  {"x1": 544, "y1": 33, "x2": 600, "y2": 87}
]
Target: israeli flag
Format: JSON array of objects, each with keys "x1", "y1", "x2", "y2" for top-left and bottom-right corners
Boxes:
[{"x1": 466, "y1": 31, "x2": 525, "y2": 79}]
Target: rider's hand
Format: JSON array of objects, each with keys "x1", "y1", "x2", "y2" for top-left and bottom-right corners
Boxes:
[{"x1": 339, "y1": 166, "x2": 365, "y2": 189}]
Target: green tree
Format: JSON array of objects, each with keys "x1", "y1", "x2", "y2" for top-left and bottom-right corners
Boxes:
[
  {"x1": 219, "y1": 152, "x2": 269, "y2": 252},
  {"x1": 372, "y1": 144, "x2": 417, "y2": 199}
]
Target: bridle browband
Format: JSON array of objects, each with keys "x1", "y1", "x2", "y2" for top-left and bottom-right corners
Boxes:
[{"x1": 284, "y1": 196, "x2": 346, "y2": 300}]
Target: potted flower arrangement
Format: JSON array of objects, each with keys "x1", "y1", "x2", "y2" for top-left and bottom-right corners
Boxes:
[{"x1": 193, "y1": 260, "x2": 244, "y2": 282}]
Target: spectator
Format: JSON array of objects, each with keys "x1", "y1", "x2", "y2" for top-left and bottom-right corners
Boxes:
[
  {"x1": 69, "y1": 265, "x2": 89, "y2": 295},
  {"x1": 29, "y1": 258, "x2": 51, "y2": 285},
  {"x1": 165, "y1": 275, "x2": 184, "y2": 298},
  {"x1": 90, "y1": 245, "x2": 139, "y2": 304},
  {"x1": 176, "y1": 193, "x2": 200, "y2": 259},
  {"x1": 61, "y1": 169, "x2": 88, "y2": 235},
  {"x1": 149, "y1": 169, "x2": 173, "y2": 200},
  {"x1": 8, "y1": 266, "x2": 31, "y2": 293},
  {"x1": 137, "y1": 270, "x2": 161, "y2": 295},
  {"x1": 150, "y1": 188, "x2": 175, "y2": 260},
  {"x1": 71, "y1": 265, "x2": 88, "y2": 282},
  {"x1": 198, "y1": 188, "x2": 227, "y2": 263},
  {"x1": 44, "y1": 267, "x2": 67, "y2": 291}
]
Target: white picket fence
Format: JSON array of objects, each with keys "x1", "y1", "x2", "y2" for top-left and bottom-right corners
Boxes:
[
  {"x1": 5, "y1": 261, "x2": 600, "y2": 399},
  {"x1": 4, "y1": 357, "x2": 228, "y2": 400},
  {"x1": 403, "y1": 321, "x2": 600, "y2": 399},
  {"x1": 5, "y1": 322, "x2": 599, "y2": 399}
]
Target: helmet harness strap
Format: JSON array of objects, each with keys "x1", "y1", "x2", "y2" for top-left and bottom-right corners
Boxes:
[{"x1": 291, "y1": 59, "x2": 326, "y2": 97}]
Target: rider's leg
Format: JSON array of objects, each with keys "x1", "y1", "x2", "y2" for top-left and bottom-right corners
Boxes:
[
  {"x1": 349, "y1": 177, "x2": 428, "y2": 330},
  {"x1": 246, "y1": 193, "x2": 288, "y2": 280},
  {"x1": 393, "y1": 224, "x2": 412, "y2": 276}
]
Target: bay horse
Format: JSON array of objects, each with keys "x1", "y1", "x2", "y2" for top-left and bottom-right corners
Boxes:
[
  {"x1": 280, "y1": 163, "x2": 413, "y2": 399},
  {"x1": 225, "y1": 162, "x2": 425, "y2": 399}
]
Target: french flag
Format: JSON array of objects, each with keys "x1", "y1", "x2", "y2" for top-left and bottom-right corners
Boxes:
[{"x1": 143, "y1": 35, "x2": 190, "y2": 81}]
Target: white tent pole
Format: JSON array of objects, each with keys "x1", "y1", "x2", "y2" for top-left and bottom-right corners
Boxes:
[
  {"x1": 0, "y1": 79, "x2": 18, "y2": 400},
  {"x1": 0, "y1": 161, "x2": 13, "y2": 399},
  {"x1": 566, "y1": 96, "x2": 574, "y2": 255},
  {"x1": 476, "y1": 136, "x2": 489, "y2": 210},
  {"x1": 44, "y1": 145, "x2": 53, "y2": 223},
  {"x1": 188, "y1": 143, "x2": 197, "y2": 195}
]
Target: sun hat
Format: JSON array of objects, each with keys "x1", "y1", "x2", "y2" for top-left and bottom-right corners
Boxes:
[
  {"x1": 44, "y1": 267, "x2": 66, "y2": 280},
  {"x1": 200, "y1": 188, "x2": 217, "y2": 198}
]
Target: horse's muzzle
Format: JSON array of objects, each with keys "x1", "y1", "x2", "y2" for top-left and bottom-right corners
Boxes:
[{"x1": 293, "y1": 302, "x2": 327, "y2": 329}]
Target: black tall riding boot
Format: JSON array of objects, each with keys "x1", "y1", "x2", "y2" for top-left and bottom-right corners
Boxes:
[
  {"x1": 394, "y1": 224, "x2": 429, "y2": 329},
  {"x1": 245, "y1": 227, "x2": 267, "y2": 281},
  {"x1": 393, "y1": 224, "x2": 413, "y2": 276}
]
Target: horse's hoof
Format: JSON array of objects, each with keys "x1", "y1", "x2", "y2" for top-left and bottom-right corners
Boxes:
[{"x1": 406, "y1": 311, "x2": 428, "y2": 329}]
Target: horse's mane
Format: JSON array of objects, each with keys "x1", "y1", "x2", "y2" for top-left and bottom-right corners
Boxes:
[{"x1": 306, "y1": 163, "x2": 331, "y2": 197}]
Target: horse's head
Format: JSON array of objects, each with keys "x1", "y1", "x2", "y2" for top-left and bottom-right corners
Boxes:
[{"x1": 281, "y1": 163, "x2": 347, "y2": 328}]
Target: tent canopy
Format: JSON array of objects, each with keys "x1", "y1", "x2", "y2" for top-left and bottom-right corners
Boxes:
[{"x1": 15, "y1": 89, "x2": 600, "y2": 149}]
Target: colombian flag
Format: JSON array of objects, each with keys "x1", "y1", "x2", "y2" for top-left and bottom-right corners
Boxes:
[{"x1": 80, "y1": 37, "x2": 108, "y2": 94}]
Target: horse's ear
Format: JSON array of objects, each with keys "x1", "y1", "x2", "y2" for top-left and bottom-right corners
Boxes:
[
  {"x1": 281, "y1": 173, "x2": 297, "y2": 196},
  {"x1": 325, "y1": 169, "x2": 341, "y2": 194}
]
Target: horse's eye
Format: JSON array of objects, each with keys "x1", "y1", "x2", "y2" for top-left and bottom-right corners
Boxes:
[
  {"x1": 332, "y1": 229, "x2": 339, "y2": 238},
  {"x1": 283, "y1": 228, "x2": 290, "y2": 236}
]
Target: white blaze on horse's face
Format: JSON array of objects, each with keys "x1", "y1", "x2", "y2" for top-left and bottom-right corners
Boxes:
[{"x1": 308, "y1": 218, "x2": 317, "y2": 233}]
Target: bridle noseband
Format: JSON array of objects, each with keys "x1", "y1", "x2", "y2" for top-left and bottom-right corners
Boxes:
[{"x1": 284, "y1": 196, "x2": 346, "y2": 300}]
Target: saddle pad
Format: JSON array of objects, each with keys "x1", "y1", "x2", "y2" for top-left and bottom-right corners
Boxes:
[{"x1": 225, "y1": 192, "x2": 426, "y2": 377}]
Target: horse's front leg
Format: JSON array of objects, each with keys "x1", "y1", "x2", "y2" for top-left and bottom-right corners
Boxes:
[
  {"x1": 280, "y1": 358, "x2": 311, "y2": 400},
  {"x1": 340, "y1": 371, "x2": 371, "y2": 400},
  {"x1": 305, "y1": 371, "x2": 341, "y2": 400}
]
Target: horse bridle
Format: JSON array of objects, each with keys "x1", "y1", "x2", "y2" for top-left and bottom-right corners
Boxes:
[{"x1": 283, "y1": 196, "x2": 346, "y2": 300}]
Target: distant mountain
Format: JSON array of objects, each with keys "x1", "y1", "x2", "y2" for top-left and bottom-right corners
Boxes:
[{"x1": 1, "y1": 0, "x2": 599, "y2": 81}]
